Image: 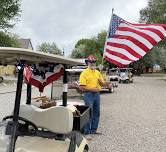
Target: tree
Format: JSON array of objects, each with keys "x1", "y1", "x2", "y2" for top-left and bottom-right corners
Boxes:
[
  {"x1": 70, "y1": 44, "x2": 86, "y2": 58},
  {"x1": 0, "y1": 0, "x2": 21, "y2": 29},
  {"x1": 75, "y1": 38, "x2": 99, "y2": 56},
  {"x1": 136, "y1": 0, "x2": 166, "y2": 71},
  {"x1": 139, "y1": 0, "x2": 166, "y2": 23},
  {"x1": 0, "y1": 0, "x2": 21, "y2": 47},
  {"x1": 0, "y1": 31, "x2": 19, "y2": 47},
  {"x1": 96, "y1": 30, "x2": 107, "y2": 52},
  {"x1": 37, "y1": 42, "x2": 62, "y2": 55},
  {"x1": 71, "y1": 30, "x2": 109, "y2": 67}
]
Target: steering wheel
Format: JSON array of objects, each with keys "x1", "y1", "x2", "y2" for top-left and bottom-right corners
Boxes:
[{"x1": 3, "y1": 115, "x2": 38, "y2": 132}]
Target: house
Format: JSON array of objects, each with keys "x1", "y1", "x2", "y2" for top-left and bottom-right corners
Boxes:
[{"x1": 17, "y1": 38, "x2": 34, "y2": 50}]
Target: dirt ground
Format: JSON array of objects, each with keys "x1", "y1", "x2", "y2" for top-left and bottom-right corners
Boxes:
[{"x1": 89, "y1": 76, "x2": 166, "y2": 152}]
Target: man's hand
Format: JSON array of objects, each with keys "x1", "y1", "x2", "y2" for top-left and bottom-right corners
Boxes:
[{"x1": 98, "y1": 79, "x2": 110, "y2": 87}]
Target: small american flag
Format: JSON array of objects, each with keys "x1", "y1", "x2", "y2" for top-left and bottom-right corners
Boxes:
[{"x1": 104, "y1": 14, "x2": 166, "y2": 67}]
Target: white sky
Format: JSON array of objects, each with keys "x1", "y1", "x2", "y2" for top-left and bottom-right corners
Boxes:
[{"x1": 12, "y1": 0, "x2": 148, "y2": 56}]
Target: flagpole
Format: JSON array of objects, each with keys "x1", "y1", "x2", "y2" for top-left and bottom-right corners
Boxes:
[{"x1": 101, "y1": 8, "x2": 114, "y2": 71}]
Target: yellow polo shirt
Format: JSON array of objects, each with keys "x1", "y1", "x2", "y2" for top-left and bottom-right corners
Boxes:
[{"x1": 79, "y1": 68, "x2": 104, "y2": 91}]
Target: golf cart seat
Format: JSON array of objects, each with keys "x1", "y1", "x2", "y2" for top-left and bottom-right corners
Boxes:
[{"x1": 19, "y1": 104, "x2": 73, "y2": 134}]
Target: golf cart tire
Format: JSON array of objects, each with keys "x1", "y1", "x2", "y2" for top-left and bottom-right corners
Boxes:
[
  {"x1": 109, "y1": 87, "x2": 114, "y2": 93},
  {"x1": 3, "y1": 115, "x2": 38, "y2": 132},
  {"x1": 69, "y1": 131, "x2": 89, "y2": 152},
  {"x1": 83, "y1": 144, "x2": 89, "y2": 152},
  {"x1": 0, "y1": 76, "x2": 3, "y2": 83},
  {"x1": 126, "y1": 80, "x2": 129, "y2": 84},
  {"x1": 83, "y1": 149, "x2": 88, "y2": 152}
]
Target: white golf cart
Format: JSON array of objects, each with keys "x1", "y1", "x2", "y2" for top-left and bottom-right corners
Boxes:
[
  {"x1": 0, "y1": 47, "x2": 90, "y2": 152},
  {"x1": 109, "y1": 68, "x2": 119, "y2": 81},
  {"x1": 118, "y1": 68, "x2": 133, "y2": 84}
]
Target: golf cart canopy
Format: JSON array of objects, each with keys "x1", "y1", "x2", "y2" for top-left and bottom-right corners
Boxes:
[
  {"x1": 0, "y1": 47, "x2": 83, "y2": 66},
  {"x1": 0, "y1": 47, "x2": 84, "y2": 92}
]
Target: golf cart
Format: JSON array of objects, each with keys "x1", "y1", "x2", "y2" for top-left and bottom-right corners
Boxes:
[
  {"x1": 118, "y1": 68, "x2": 133, "y2": 83},
  {"x1": 0, "y1": 47, "x2": 90, "y2": 152},
  {"x1": 109, "y1": 68, "x2": 119, "y2": 81}
]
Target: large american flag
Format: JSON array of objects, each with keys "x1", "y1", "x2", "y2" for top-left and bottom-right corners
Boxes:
[{"x1": 104, "y1": 14, "x2": 166, "y2": 67}]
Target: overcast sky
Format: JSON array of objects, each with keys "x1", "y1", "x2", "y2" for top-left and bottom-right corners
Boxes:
[{"x1": 12, "y1": 0, "x2": 148, "y2": 56}]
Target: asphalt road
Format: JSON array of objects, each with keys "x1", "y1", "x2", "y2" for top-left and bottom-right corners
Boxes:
[{"x1": 89, "y1": 76, "x2": 166, "y2": 152}]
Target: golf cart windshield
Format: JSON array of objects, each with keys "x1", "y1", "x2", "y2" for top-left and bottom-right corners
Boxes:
[
  {"x1": 109, "y1": 69, "x2": 118, "y2": 75},
  {"x1": 119, "y1": 69, "x2": 128, "y2": 73}
]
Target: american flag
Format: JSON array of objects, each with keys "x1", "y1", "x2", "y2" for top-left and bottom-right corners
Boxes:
[{"x1": 104, "y1": 14, "x2": 166, "y2": 67}]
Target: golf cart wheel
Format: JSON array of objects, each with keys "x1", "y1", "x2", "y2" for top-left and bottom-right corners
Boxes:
[
  {"x1": 109, "y1": 87, "x2": 114, "y2": 93},
  {"x1": 0, "y1": 76, "x2": 3, "y2": 83},
  {"x1": 83, "y1": 145, "x2": 89, "y2": 152},
  {"x1": 3, "y1": 115, "x2": 38, "y2": 133}
]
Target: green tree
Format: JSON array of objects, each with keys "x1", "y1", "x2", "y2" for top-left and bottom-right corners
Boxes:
[
  {"x1": 0, "y1": 31, "x2": 19, "y2": 47},
  {"x1": 136, "y1": 0, "x2": 166, "y2": 71},
  {"x1": 75, "y1": 38, "x2": 98, "y2": 56},
  {"x1": 70, "y1": 44, "x2": 86, "y2": 58},
  {"x1": 96, "y1": 30, "x2": 107, "y2": 51},
  {"x1": 0, "y1": 0, "x2": 21, "y2": 29},
  {"x1": 71, "y1": 30, "x2": 110, "y2": 67},
  {"x1": 37, "y1": 42, "x2": 62, "y2": 55},
  {"x1": 140, "y1": 0, "x2": 166, "y2": 23}
]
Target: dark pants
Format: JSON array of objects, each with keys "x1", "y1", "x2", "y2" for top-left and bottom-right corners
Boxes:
[{"x1": 83, "y1": 92, "x2": 100, "y2": 134}]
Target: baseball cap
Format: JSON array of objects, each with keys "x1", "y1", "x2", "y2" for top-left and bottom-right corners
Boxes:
[{"x1": 85, "y1": 55, "x2": 97, "y2": 64}]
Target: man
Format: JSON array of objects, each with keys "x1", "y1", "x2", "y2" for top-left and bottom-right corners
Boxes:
[{"x1": 79, "y1": 55, "x2": 109, "y2": 137}]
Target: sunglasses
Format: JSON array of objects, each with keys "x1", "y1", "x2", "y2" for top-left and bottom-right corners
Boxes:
[{"x1": 88, "y1": 60, "x2": 96, "y2": 63}]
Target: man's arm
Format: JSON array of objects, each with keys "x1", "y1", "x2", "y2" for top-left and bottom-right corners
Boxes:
[{"x1": 98, "y1": 72, "x2": 110, "y2": 87}]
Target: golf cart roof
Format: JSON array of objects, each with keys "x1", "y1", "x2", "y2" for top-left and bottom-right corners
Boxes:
[
  {"x1": 110, "y1": 68, "x2": 118, "y2": 71},
  {"x1": 0, "y1": 47, "x2": 84, "y2": 65}
]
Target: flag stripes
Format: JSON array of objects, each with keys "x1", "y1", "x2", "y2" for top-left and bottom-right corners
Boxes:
[{"x1": 104, "y1": 14, "x2": 166, "y2": 67}]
